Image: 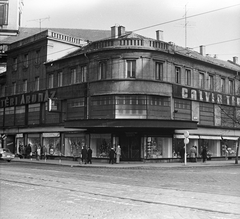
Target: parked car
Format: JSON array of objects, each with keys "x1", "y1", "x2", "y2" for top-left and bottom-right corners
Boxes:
[{"x1": 0, "y1": 148, "x2": 15, "y2": 162}]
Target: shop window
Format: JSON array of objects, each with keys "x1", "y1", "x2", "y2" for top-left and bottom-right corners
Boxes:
[
  {"x1": 27, "y1": 134, "x2": 40, "y2": 156},
  {"x1": 90, "y1": 134, "x2": 111, "y2": 158},
  {"x1": 64, "y1": 134, "x2": 87, "y2": 157},
  {"x1": 43, "y1": 134, "x2": 60, "y2": 156}
]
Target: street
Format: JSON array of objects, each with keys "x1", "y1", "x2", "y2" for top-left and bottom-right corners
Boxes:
[{"x1": 1, "y1": 161, "x2": 240, "y2": 219}]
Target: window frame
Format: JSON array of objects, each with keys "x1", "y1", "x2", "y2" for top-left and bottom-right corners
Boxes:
[
  {"x1": 199, "y1": 72, "x2": 205, "y2": 89},
  {"x1": 155, "y1": 62, "x2": 163, "y2": 81},
  {"x1": 23, "y1": 53, "x2": 29, "y2": 68},
  {"x1": 126, "y1": 60, "x2": 136, "y2": 78},
  {"x1": 221, "y1": 77, "x2": 225, "y2": 93},
  {"x1": 98, "y1": 61, "x2": 107, "y2": 80},
  {"x1": 48, "y1": 74, "x2": 54, "y2": 89},
  {"x1": 229, "y1": 79, "x2": 234, "y2": 95},
  {"x1": 175, "y1": 66, "x2": 181, "y2": 84},
  {"x1": 23, "y1": 79, "x2": 27, "y2": 93},
  {"x1": 185, "y1": 69, "x2": 191, "y2": 86}
]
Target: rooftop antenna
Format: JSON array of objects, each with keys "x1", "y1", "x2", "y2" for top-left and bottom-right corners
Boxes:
[
  {"x1": 27, "y1": 16, "x2": 50, "y2": 32},
  {"x1": 184, "y1": 4, "x2": 188, "y2": 48}
]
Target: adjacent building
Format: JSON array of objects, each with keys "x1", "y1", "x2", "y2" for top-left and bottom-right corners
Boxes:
[{"x1": 1, "y1": 25, "x2": 239, "y2": 161}]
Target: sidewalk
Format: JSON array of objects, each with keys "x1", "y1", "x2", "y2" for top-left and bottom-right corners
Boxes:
[{"x1": 10, "y1": 157, "x2": 238, "y2": 169}]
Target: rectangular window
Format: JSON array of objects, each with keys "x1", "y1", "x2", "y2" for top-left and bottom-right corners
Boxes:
[
  {"x1": 185, "y1": 69, "x2": 191, "y2": 86},
  {"x1": 23, "y1": 54, "x2": 29, "y2": 68},
  {"x1": 175, "y1": 67, "x2": 181, "y2": 84},
  {"x1": 13, "y1": 57, "x2": 17, "y2": 71},
  {"x1": 221, "y1": 78, "x2": 225, "y2": 93},
  {"x1": 199, "y1": 73, "x2": 204, "y2": 89},
  {"x1": 57, "y1": 72, "x2": 63, "y2": 87},
  {"x1": 209, "y1": 74, "x2": 214, "y2": 91},
  {"x1": 0, "y1": 85, "x2": 6, "y2": 97},
  {"x1": 155, "y1": 62, "x2": 163, "y2": 80},
  {"x1": 126, "y1": 60, "x2": 136, "y2": 78},
  {"x1": 35, "y1": 50, "x2": 40, "y2": 64},
  {"x1": 71, "y1": 68, "x2": 77, "y2": 84},
  {"x1": 23, "y1": 79, "x2": 27, "y2": 93},
  {"x1": 12, "y1": 82, "x2": 16, "y2": 95},
  {"x1": 48, "y1": 74, "x2": 54, "y2": 89},
  {"x1": 99, "y1": 61, "x2": 107, "y2": 80},
  {"x1": 80, "y1": 66, "x2": 87, "y2": 82},
  {"x1": 0, "y1": 2, "x2": 8, "y2": 25},
  {"x1": 35, "y1": 77, "x2": 39, "y2": 91},
  {"x1": 229, "y1": 80, "x2": 234, "y2": 94}
]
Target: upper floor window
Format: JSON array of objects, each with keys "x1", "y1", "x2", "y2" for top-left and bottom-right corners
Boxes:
[
  {"x1": 79, "y1": 65, "x2": 87, "y2": 82},
  {"x1": 0, "y1": 85, "x2": 6, "y2": 97},
  {"x1": 155, "y1": 62, "x2": 163, "y2": 81},
  {"x1": 48, "y1": 74, "x2": 54, "y2": 89},
  {"x1": 35, "y1": 77, "x2": 39, "y2": 91},
  {"x1": 35, "y1": 50, "x2": 40, "y2": 65},
  {"x1": 99, "y1": 61, "x2": 107, "y2": 80},
  {"x1": 13, "y1": 57, "x2": 17, "y2": 71},
  {"x1": 23, "y1": 79, "x2": 27, "y2": 93},
  {"x1": 0, "y1": 1, "x2": 8, "y2": 25},
  {"x1": 57, "y1": 72, "x2": 63, "y2": 87},
  {"x1": 229, "y1": 79, "x2": 234, "y2": 94},
  {"x1": 71, "y1": 68, "x2": 77, "y2": 84},
  {"x1": 221, "y1": 78, "x2": 225, "y2": 93},
  {"x1": 199, "y1": 72, "x2": 205, "y2": 89},
  {"x1": 126, "y1": 60, "x2": 136, "y2": 78},
  {"x1": 23, "y1": 54, "x2": 29, "y2": 68},
  {"x1": 175, "y1": 67, "x2": 181, "y2": 84},
  {"x1": 208, "y1": 74, "x2": 214, "y2": 91},
  {"x1": 185, "y1": 69, "x2": 191, "y2": 86},
  {"x1": 12, "y1": 82, "x2": 16, "y2": 95}
]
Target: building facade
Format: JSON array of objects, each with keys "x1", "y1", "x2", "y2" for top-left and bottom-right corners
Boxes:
[{"x1": 1, "y1": 26, "x2": 240, "y2": 161}]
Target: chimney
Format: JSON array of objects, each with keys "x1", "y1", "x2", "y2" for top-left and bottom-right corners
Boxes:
[
  {"x1": 200, "y1": 45, "x2": 206, "y2": 56},
  {"x1": 111, "y1": 26, "x2": 118, "y2": 38},
  {"x1": 156, "y1": 30, "x2": 163, "y2": 41},
  {"x1": 233, "y1": 56, "x2": 238, "y2": 64},
  {"x1": 118, "y1": 26, "x2": 125, "y2": 37}
]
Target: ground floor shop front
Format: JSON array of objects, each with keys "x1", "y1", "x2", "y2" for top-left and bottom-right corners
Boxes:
[{"x1": 1, "y1": 124, "x2": 239, "y2": 162}]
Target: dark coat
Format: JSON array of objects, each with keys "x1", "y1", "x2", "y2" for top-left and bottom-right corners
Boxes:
[
  {"x1": 109, "y1": 149, "x2": 115, "y2": 159},
  {"x1": 87, "y1": 148, "x2": 92, "y2": 159},
  {"x1": 81, "y1": 148, "x2": 88, "y2": 159},
  {"x1": 201, "y1": 147, "x2": 207, "y2": 159}
]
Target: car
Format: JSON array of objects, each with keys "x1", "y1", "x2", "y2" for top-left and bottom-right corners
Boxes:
[{"x1": 0, "y1": 148, "x2": 15, "y2": 162}]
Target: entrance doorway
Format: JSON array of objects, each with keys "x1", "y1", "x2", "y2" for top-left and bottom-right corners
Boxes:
[{"x1": 119, "y1": 133, "x2": 141, "y2": 161}]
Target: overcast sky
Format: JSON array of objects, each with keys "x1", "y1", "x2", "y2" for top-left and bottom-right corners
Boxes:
[{"x1": 21, "y1": 0, "x2": 240, "y2": 62}]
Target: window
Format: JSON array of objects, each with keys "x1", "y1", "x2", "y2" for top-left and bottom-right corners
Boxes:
[
  {"x1": 0, "y1": 1, "x2": 8, "y2": 25},
  {"x1": 175, "y1": 67, "x2": 181, "y2": 84},
  {"x1": 23, "y1": 79, "x2": 27, "y2": 93},
  {"x1": 0, "y1": 85, "x2": 6, "y2": 97},
  {"x1": 80, "y1": 66, "x2": 87, "y2": 82},
  {"x1": 99, "y1": 61, "x2": 107, "y2": 80},
  {"x1": 35, "y1": 77, "x2": 39, "y2": 91},
  {"x1": 13, "y1": 57, "x2": 17, "y2": 71},
  {"x1": 35, "y1": 50, "x2": 40, "y2": 64},
  {"x1": 229, "y1": 79, "x2": 234, "y2": 94},
  {"x1": 126, "y1": 60, "x2": 136, "y2": 78},
  {"x1": 57, "y1": 72, "x2": 63, "y2": 87},
  {"x1": 155, "y1": 62, "x2": 163, "y2": 80},
  {"x1": 12, "y1": 82, "x2": 16, "y2": 95},
  {"x1": 185, "y1": 69, "x2": 191, "y2": 86},
  {"x1": 208, "y1": 74, "x2": 214, "y2": 91},
  {"x1": 199, "y1": 72, "x2": 204, "y2": 89},
  {"x1": 71, "y1": 68, "x2": 77, "y2": 84},
  {"x1": 221, "y1": 78, "x2": 225, "y2": 93},
  {"x1": 23, "y1": 54, "x2": 29, "y2": 68},
  {"x1": 48, "y1": 74, "x2": 54, "y2": 88}
]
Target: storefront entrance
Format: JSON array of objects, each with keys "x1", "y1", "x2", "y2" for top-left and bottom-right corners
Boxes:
[{"x1": 119, "y1": 133, "x2": 141, "y2": 161}]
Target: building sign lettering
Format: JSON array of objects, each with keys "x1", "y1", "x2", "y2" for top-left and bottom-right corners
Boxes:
[
  {"x1": 173, "y1": 85, "x2": 240, "y2": 106},
  {"x1": 0, "y1": 90, "x2": 56, "y2": 108}
]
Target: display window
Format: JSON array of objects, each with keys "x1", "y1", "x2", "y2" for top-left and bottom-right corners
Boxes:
[
  {"x1": 64, "y1": 134, "x2": 87, "y2": 157},
  {"x1": 90, "y1": 134, "x2": 111, "y2": 158},
  {"x1": 27, "y1": 134, "x2": 40, "y2": 154},
  {"x1": 42, "y1": 133, "x2": 61, "y2": 156}
]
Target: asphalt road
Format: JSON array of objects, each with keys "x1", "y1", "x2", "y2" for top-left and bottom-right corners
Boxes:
[{"x1": 1, "y1": 162, "x2": 240, "y2": 219}]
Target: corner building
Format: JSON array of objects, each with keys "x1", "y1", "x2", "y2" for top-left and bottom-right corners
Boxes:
[{"x1": 1, "y1": 26, "x2": 240, "y2": 161}]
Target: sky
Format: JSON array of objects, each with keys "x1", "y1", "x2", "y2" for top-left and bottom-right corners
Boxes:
[{"x1": 21, "y1": 0, "x2": 240, "y2": 62}]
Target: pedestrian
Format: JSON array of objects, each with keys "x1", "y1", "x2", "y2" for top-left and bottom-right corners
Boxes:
[
  {"x1": 36, "y1": 145, "x2": 41, "y2": 161},
  {"x1": 189, "y1": 145, "x2": 196, "y2": 162},
  {"x1": 81, "y1": 146, "x2": 88, "y2": 164},
  {"x1": 87, "y1": 147, "x2": 92, "y2": 164},
  {"x1": 201, "y1": 146, "x2": 207, "y2": 163},
  {"x1": 194, "y1": 146, "x2": 198, "y2": 162},
  {"x1": 109, "y1": 147, "x2": 115, "y2": 164},
  {"x1": 25, "y1": 144, "x2": 32, "y2": 159},
  {"x1": 180, "y1": 146, "x2": 185, "y2": 163},
  {"x1": 42, "y1": 145, "x2": 47, "y2": 160},
  {"x1": 116, "y1": 145, "x2": 121, "y2": 164}
]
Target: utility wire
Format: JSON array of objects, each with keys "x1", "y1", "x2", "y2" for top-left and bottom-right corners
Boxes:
[{"x1": 132, "y1": 3, "x2": 240, "y2": 32}]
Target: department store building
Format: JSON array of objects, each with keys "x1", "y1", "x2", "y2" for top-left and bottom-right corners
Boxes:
[{"x1": 0, "y1": 26, "x2": 239, "y2": 161}]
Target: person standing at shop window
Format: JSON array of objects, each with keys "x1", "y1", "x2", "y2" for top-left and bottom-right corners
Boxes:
[
  {"x1": 116, "y1": 145, "x2": 121, "y2": 164},
  {"x1": 36, "y1": 145, "x2": 41, "y2": 161},
  {"x1": 189, "y1": 145, "x2": 196, "y2": 162},
  {"x1": 87, "y1": 147, "x2": 92, "y2": 164},
  {"x1": 42, "y1": 145, "x2": 47, "y2": 160},
  {"x1": 201, "y1": 146, "x2": 207, "y2": 163},
  {"x1": 109, "y1": 148, "x2": 115, "y2": 164},
  {"x1": 81, "y1": 146, "x2": 88, "y2": 164},
  {"x1": 26, "y1": 144, "x2": 32, "y2": 159}
]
